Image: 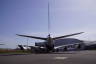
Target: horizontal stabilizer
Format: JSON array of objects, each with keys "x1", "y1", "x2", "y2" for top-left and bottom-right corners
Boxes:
[
  {"x1": 53, "y1": 32, "x2": 84, "y2": 40},
  {"x1": 16, "y1": 34, "x2": 47, "y2": 40}
]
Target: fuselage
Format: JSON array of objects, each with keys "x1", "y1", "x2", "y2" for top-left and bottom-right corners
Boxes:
[{"x1": 45, "y1": 34, "x2": 54, "y2": 51}]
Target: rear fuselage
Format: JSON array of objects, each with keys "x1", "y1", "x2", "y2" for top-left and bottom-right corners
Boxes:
[{"x1": 45, "y1": 35, "x2": 54, "y2": 51}]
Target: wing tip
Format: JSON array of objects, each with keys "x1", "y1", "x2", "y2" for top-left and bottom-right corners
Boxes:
[
  {"x1": 16, "y1": 34, "x2": 20, "y2": 36},
  {"x1": 80, "y1": 32, "x2": 84, "y2": 34}
]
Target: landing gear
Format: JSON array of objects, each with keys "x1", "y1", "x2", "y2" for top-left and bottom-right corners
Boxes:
[{"x1": 63, "y1": 46, "x2": 67, "y2": 51}]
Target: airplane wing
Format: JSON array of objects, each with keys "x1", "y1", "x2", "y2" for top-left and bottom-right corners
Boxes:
[
  {"x1": 54, "y1": 43, "x2": 80, "y2": 49},
  {"x1": 0, "y1": 44, "x2": 4, "y2": 45},
  {"x1": 53, "y1": 32, "x2": 84, "y2": 40},
  {"x1": 54, "y1": 45, "x2": 67, "y2": 49},
  {"x1": 16, "y1": 34, "x2": 47, "y2": 40}
]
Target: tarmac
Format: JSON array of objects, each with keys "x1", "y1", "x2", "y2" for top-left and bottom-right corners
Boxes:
[{"x1": 0, "y1": 50, "x2": 96, "y2": 64}]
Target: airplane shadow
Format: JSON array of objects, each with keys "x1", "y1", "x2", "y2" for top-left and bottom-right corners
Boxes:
[
  {"x1": 33, "y1": 51, "x2": 77, "y2": 54},
  {"x1": 0, "y1": 51, "x2": 78, "y2": 56}
]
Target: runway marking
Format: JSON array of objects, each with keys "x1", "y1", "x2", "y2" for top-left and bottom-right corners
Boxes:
[{"x1": 54, "y1": 57, "x2": 68, "y2": 60}]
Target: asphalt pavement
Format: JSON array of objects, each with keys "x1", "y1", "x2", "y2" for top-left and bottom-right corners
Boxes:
[{"x1": 0, "y1": 50, "x2": 96, "y2": 64}]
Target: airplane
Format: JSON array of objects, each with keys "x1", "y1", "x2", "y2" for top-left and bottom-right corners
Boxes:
[
  {"x1": 16, "y1": 32, "x2": 84, "y2": 53},
  {"x1": 0, "y1": 43, "x2": 4, "y2": 45},
  {"x1": 0, "y1": 44, "x2": 4, "y2": 45}
]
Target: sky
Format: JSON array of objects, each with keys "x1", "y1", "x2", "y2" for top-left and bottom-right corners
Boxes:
[{"x1": 0, "y1": 0, "x2": 96, "y2": 48}]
